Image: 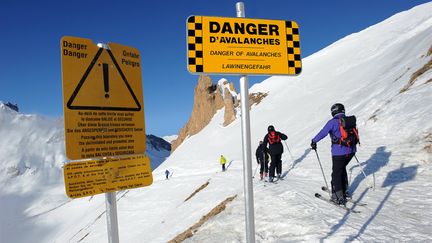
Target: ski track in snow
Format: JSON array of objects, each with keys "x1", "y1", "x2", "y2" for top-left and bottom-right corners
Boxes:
[{"x1": 186, "y1": 142, "x2": 432, "y2": 242}]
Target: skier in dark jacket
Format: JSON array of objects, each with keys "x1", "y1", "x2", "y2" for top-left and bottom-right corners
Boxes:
[
  {"x1": 263, "y1": 125, "x2": 288, "y2": 182},
  {"x1": 255, "y1": 141, "x2": 270, "y2": 180},
  {"x1": 310, "y1": 103, "x2": 357, "y2": 205}
]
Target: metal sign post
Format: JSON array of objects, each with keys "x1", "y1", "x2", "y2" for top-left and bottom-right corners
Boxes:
[
  {"x1": 96, "y1": 43, "x2": 120, "y2": 243},
  {"x1": 62, "y1": 36, "x2": 152, "y2": 243},
  {"x1": 106, "y1": 191, "x2": 120, "y2": 243},
  {"x1": 185, "y1": 2, "x2": 302, "y2": 241},
  {"x1": 236, "y1": 3, "x2": 256, "y2": 243}
]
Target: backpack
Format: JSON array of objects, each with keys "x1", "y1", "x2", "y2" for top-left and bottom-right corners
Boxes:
[
  {"x1": 333, "y1": 115, "x2": 360, "y2": 147},
  {"x1": 268, "y1": 131, "x2": 281, "y2": 145}
]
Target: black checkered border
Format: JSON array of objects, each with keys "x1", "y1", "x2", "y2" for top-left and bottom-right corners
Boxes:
[
  {"x1": 285, "y1": 21, "x2": 302, "y2": 75},
  {"x1": 187, "y1": 16, "x2": 204, "y2": 73}
]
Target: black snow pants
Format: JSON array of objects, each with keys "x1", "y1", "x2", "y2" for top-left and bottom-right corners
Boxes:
[
  {"x1": 269, "y1": 153, "x2": 282, "y2": 178},
  {"x1": 259, "y1": 157, "x2": 269, "y2": 175},
  {"x1": 331, "y1": 153, "x2": 355, "y2": 199}
]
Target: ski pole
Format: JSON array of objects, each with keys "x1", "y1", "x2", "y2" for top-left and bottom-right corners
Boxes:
[
  {"x1": 283, "y1": 140, "x2": 295, "y2": 171},
  {"x1": 252, "y1": 162, "x2": 259, "y2": 178},
  {"x1": 314, "y1": 149, "x2": 331, "y2": 198},
  {"x1": 354, "y1": 155, "x2": 374, "y2": 189},
  {"x1": 283, "y1": 140, "x2": 295, "y2": 161}
]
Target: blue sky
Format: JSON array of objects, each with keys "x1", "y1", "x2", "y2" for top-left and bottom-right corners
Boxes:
[{"x1": 0, "y1": 0, "x2": 430, "y2": 137}]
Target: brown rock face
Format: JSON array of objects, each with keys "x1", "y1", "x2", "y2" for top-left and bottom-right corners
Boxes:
[
  {"x1": 171, "y1": 75, "x2": 236, "y2": 152},
  {"x1": 249, "y1": 92, "x2": 268, "y2": 107},
  {"x1": 170, "y1": 76, "x2": 270, "y2": 152}
]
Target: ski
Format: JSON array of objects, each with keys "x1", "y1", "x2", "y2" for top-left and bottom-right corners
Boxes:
[
  {"x1": 315, "y1": 193, "x2": 360, "y2": 213},
  {"x1": 263, "y1": 178, "x2": 278, "y2": 184},
  {"x1": 321, "y1": 186, "x2": 367, "y2": 206},
  {"x1": 263, "y1": 180, "x2": 277, "y2": 186}
]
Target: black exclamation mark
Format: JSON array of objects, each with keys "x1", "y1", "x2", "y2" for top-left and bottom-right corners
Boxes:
[{"x1": 103, "y1": 63, "x2": 109, "y2": 98}]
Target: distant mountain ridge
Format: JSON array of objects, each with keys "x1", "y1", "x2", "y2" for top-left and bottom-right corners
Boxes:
[
  {"x1": 146, "y1": 134, "x2": 171, "y2": 170},
  {"x1": 147, "y1": 134, "x2": 171, "y2": 151},
  {"x1": 0, "y1": 102, "x2": 170, "y2": 186}
]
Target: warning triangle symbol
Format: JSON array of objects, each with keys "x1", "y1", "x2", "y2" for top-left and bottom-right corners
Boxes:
[{"x1": 67, "y1": 48, "x2": 141, "y2": 111}]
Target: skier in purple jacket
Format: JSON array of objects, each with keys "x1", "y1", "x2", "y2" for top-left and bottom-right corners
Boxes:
[{"x1": 310, "y1": 103, "x2": 356, "y2": 205}]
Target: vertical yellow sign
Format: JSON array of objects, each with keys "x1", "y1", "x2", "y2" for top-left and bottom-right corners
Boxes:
[{"x1": 61, "y1": 36, "x2": 146, "y2": 160}]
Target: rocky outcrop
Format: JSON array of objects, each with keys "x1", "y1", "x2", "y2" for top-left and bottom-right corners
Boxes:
[
  {"x1": 171, "y1": 75, "x2": 238, "y2": 152},
  {"x1": 249, "y1": 92, "x2": 268, "y2": 108},
  {"x1": 4, "y1": 102, "x2": 19, "y2": 112},
  {"x1": 170, "y1": 77, "x2": 270, "y2": 152},
  {"x1": 400, "y1": 45, "x2": 432, "y2": 93}
]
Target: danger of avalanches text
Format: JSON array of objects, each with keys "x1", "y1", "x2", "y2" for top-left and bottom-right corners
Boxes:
[
  {"x1": 209, "y1": 51, "x2": 280, "y2": 70},
  {"x1": 62, "y1": 40, "x2": 140, "y2": 68}
]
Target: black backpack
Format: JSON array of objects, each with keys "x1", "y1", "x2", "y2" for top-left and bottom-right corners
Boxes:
[{"x1": 333, "y1": 116, "x2": 360, "y2": 147}]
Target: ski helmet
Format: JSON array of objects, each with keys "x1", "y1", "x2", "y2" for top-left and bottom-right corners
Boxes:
[
  {"x1": 268, "y1": 125, "x2": 275, "y2": 132},
  {"x1": 331, "y1": 103, "x2": 345, "y2": 117}
]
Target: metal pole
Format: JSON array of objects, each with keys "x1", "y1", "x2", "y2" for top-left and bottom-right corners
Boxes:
[
  {"x1": 97, "y1": 43, "x2": 120, "y2": 243},
  {"x1": 252, "y1": 162, "x2": 259, "y2": 178},
  {"x1": 354, "y1": 155, "x2": 374, "y2": 189},
  {"x1": 282, "y1": 140, "x2": 294, "y2": 169},
  {"x1": 236, "y1": 2, "x2": 256, "y2": 243},
  {"x1": 105, "y1": 192, "x2": 120, "y2": 243},
  {"x1": 283, "y1": 140, "x2": 295, "y2": 169},
  {"x1": 283, "y1": 140, "x2": 294, "y2": 161},
  {"x1": 314, "y1": 150, "x2": 331, "y2": 198}
]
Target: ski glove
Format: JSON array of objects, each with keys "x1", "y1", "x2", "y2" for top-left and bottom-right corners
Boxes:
[{"x1": 310, "y1": 141, "x2": 317, "y2": 150}]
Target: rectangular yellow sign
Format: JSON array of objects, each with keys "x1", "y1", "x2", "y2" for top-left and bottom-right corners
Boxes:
[
  {"x1": 64, "y1": 155, "x2": 153, "y2": 198},
  {"x1": 61, "y1": 36, "x2": 146, "y2": 160},
  {"x1": 187, "y1": 16, "x2": 302, "y2": 75}
]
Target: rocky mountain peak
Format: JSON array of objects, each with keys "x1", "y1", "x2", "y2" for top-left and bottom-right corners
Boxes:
[{"x1": 171, "y1": 75, "x2": 238, "y2": 152}]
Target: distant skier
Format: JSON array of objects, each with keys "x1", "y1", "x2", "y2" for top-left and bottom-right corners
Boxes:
[
  {"x1": 255, "y1": 141, "x2": 269, "y2": 180},
  {"x1": 263, "y1": 125, "x2": 288, "y2": 182},
  {"x1": 220, "y1": 155, "x2": 227, "y2": 172},
  {"x1": 310, "y1": 103, "x2": 359, "y2": 205},
  {"x1": 165, "y1": 169, "x2": 170, "y2": 180}
]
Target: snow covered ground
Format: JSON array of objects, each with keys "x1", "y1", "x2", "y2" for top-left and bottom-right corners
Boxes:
[
  {"x1": 162, "y1": 135, "x2": 178, "y2": 144},
  {"x1": 0, "y1": 105, "x2": 171, "y2": 243},
  {"x1": 1, "y1": 2, "x2": 432, "y2": 243}
]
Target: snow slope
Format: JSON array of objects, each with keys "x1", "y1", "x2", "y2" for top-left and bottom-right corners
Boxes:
[
  {"x1": 162, "y1": 135, "x2": 178, "y2": 144},
  {"x1": 0, "y1": 103, "x2": 171, "y2": 243},
  {"x1": 1, "y1": 2, "x2": 432, "y2": 243}
]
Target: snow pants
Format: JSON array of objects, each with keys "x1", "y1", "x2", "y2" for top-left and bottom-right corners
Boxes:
[
  {"x1": 259, "y1": 158, "x2": 269, "y2": 174},
  {"x1": 269, "y1": 153, "x2": 282, "y2": 178},
  {"x1": 331, "y1": 153, "x2": 354, "y2": 199}
]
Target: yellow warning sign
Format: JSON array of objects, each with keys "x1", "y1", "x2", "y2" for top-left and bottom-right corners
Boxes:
[
  {"x1": 61, "y1": 36, "x2": 146, "y2": 160},
  {"x1": 64, "y1": 155, "x2": 153, "y2": 198},
  {"x1": 187, "y1": 16, "x2": 302, "y2": 75}
]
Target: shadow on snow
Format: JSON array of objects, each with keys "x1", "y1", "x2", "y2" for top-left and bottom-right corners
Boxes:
[
  {"x1": 348, "y1": 163, "x2": 418, "y2": 240},
  {"x1": 281, "y1": 148, "x2": 311, "y2": 178},
  {"x1": 320, "y1": 146, "x2": 418, "y2": 241}
]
